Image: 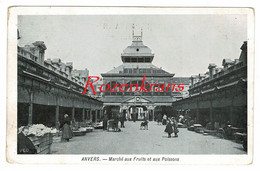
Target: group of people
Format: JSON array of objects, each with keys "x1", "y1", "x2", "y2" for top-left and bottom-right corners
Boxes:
[
  {"x1": 164, "y1": 117, "x2": 179, "y2": 138},
  {"x1": 157, "y1": 113, "x2": 179, "y2": 138},
  {"x1": 103, "y1": 111, "x2": 126, "y2": 131},
  {"x1": 112, "y1": 113, "x2": 125, "y2": 131},
  {"x1": 157, "y1": 113, "x2": 168, "y2": 125}
]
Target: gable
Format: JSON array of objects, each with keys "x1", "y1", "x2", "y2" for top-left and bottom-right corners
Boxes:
[{"x1": 123, "y1": 96, "x2": 153, "y2": 103}]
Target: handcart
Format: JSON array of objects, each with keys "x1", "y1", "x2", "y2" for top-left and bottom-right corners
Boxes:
[{"x1": 107, "y1": 119, "x2": 115, "y2": 131}]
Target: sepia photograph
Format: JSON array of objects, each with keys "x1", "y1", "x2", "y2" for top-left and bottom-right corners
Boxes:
[{"x1": 6, "y1": 7, "x2": 254, "y2": 164}]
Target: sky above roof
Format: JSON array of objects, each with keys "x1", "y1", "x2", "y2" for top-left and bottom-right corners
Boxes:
[{"x1": 18, "y1": 15, "x2": 247, "y2": 77}]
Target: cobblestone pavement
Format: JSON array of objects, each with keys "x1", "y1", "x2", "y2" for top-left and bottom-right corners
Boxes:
[{"x1": 51, "y1": 121, "x2": 246, "y2": 154}]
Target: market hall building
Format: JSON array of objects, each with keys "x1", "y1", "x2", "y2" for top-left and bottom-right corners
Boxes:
[
  {"x1": 98, "y1": 31, "x2": 190, "y2": 120},
  {"x1": 172, "y1": 41, "x2": 247, "y2": 128},
  {"x1": 17, "y1": 41, "x2": 103, "y2": 128}
]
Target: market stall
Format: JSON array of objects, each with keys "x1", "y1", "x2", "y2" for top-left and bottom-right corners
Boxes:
[{"x1": 18, "y1": 124, "x2": 58, "y2": 154}]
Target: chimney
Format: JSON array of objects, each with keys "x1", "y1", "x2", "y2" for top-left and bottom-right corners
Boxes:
[
  {"x1": 24, "y1": 45, "x2": 31, "y2": 51},
  {"x1": 222, "y1": 59, "x2": 233, "y2": 69},
  {"x1": 52, "y1": 58, "x2": 61, "y2": 65},
  {"x1": 66, "y1": 62, "x2": 73, "y2": 79},
  {"x1": 190, "y1": 75, "x2": 197, "y2": 87},
  {"x1": 208, "y1": 63, "x2": 217, "y2": 79},
  {"x1": 190, "y1": 76, "x2": 194, "y2": 87},
  {"x1": 239, "y1": 41, "x2": 247, "y2": 66},
  {"x1": 205, "y1": 71, "x2": 210, "y2": 78},
  {"x1": 198, "y1": 73, "x2": 205, "y2": 81},
  {"x1": 234, "y1": 59, "x2": 239, "y2": 64},
  {"x1": 32, "y1": 41, "x2": 47, "y2": 65}
]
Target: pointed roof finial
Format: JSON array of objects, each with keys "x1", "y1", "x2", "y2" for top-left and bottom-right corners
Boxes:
[
  {"x1": 17, "y1": 29, "x2": 21, "y2": 40},
  {"x1": 141, "y1": 28, "x2": 143, "y2": 37}
]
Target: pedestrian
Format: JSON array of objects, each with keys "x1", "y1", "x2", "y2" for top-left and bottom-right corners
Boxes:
[
  {"x1": 172, "y1": 117, "x2": 179, "y2": 137},
  {"x1": 157, "y1": 113, "x2": 162, "y2": 125},
  {"x1": 103, "y1": 111, "x2": 108, "y2": 130},
  {"x1": 162, "y1": 114, "x2": 167, "y2": 125},
  {"x1": 113, "y1": 113, "x2": 119, "y2": 131},
  {"x1": 120, "y1": 112, "x2": 125, "y2": 128},
  {"x1": 164, "y1": 118, "x2": 174, "y2": 138},
  {"x1": 60, "y1": 114, "x2": 73, "y2": 142},
  {"x1": 133, "y1": 112, "x2": 136, "y2": 122}
]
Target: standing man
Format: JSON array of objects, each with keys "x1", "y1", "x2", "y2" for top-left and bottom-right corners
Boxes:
[
  {"x1": 113, "y1": 113, "x2": 119, "y2": 132},
  {"x1": 133, "y1": 112, "x2": 136, "y2": 122},
  {"x1": 157, "y1": 113, "x2": 162, "y2": 125},
  {"x1": 172, "y1": 117, "x2": 179, "y2": 137},
  {"x1": 120, "y1": 112, "x2": 125, "y2": 128}
]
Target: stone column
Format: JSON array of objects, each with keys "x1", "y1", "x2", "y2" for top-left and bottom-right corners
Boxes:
[
  {"x1": 28, "y1": 91, "x2": 33, "y2": 125},
  {"x1": 88, "y1": 110, "x2": 90, "y2": 120},
  {"x1": 72, "y1": 107, "x2": 75, "y2": 121},
  {"x1": 152, "y1": 109, "x2": 155, "y2": 121},
  {"x1": 55, "y1": 95, "x2": 60, "y2": 129},
  {"x1": 196, "y1": 100, "x2": 200, "y2": 122},
  {"x1": 229, "y1": 96, "x2": 234, "y2": 124},
  {"x1": 82, "y1": 108, "x2": 85, "y2": 122},
  {"x1": 90, "y1": 110, "x2": 93, "y2": 122},
  {"x1": 97, "y1": 110, "x2": 100, "y2": 120},
  {"x1": 95, "y1": 110, "x2": 98, "y2": 123},
  {"x1": 55, "y1": 106, "x2": 60, "y2": 129},
  {"x1": 85, "y1": 110, "x2": 88, "y2": 120},
  {"x1": 209, "y1": 101, "x2": 213, "y2": 123}
]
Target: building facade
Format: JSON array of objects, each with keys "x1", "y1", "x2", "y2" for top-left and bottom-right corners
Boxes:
[
  {"x1": 18, "y1": 41, "x2": 103, "y2": 128},
  {"x1": 97, "y1": 31, "x2": 190, "y2": 120},
  {"x1": 172, "y1": 41, "x2": 247, "y2": 128}
]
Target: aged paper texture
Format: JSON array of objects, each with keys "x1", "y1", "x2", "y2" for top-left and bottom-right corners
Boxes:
[{"x1": 6, "y1": 7, "x2": 254, "y2": 164}]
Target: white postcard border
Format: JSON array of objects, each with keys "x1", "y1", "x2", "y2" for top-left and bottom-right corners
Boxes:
[{"x1": 6, "y1": 7, "x2": 254, "y2": 164}]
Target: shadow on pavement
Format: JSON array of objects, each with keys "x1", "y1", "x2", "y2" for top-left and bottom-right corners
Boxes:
[{"x1": 162, "y1": 135, "x2": 178, "y2": 138}]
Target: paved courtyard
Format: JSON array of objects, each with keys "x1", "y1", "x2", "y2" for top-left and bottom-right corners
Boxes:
[{"x1": 51, "y1": 121, "x2": 246, "y2": 154}]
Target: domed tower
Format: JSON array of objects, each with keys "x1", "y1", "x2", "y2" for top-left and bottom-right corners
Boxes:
[
  {"x1": 121, "y1": 29, "x2": 154, "y2": 63},
  {"x1": 102, "y1": 28, "x2": 174, "y2": 76},
  {"x1": 100, "y1": 29, "x2": 186, "y2": 120}
]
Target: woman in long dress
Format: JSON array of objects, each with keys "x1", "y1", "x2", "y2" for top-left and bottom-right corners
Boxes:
[
  {"x1": 113, "y1": 113, "x2": 119, "y2": 131},
  {"x1": 164, "y1": 119, "x2": 174, "y2": 138},
  {"x1": 162, "y1": 114, "x2": 167, "y2": 125},
  {"x1": 61, "y1": 114, "x2": 73, "y2": 142},
  {"x1": 172, "y1": 117, "x2": 179, "y2": 137},
  {"x1": 157, "y1": 113, "x2": 162, "y2": 125},
  {"x1": 120, "y1": 112, "x2": 125, "y2": 128}
]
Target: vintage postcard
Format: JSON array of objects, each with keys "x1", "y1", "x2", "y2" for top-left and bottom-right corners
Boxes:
[{"x1": 6, "y1": 7, "x2": 254, "y2": 164}]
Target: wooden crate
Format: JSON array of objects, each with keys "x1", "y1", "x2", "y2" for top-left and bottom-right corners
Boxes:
[
  {"x1": 28, "y1": 133, "x2": 53, "y2": 154},
  {"x1": 73, "y1": 131, "x2": 86, "y2": 136},
  {"x1": 86, "y1": 128, "x2": 93, "y2": 133}
]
